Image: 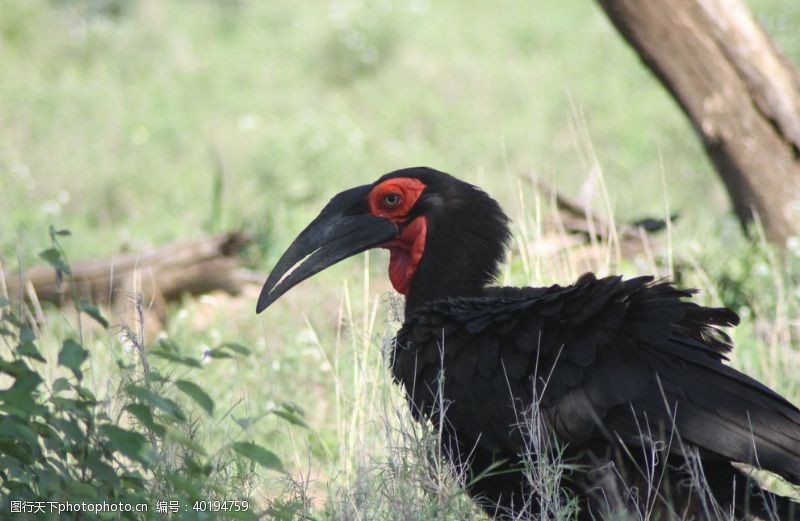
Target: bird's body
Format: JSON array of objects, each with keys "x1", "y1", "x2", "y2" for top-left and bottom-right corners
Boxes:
[
  {"x1": 395, "y1": 276, "x2": 800, "y2": 519},
  {"x1": 257, "y1": 167, "x2": 800, "y2": 519}
]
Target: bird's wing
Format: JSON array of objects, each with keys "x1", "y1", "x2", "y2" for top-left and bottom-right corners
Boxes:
[{"x1": 394, "y1": 273, "x2": 800, "y2": 483}]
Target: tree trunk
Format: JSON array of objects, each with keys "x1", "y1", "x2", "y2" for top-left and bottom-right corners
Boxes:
[{"x1": 596, "y1": 0, "x2": 800, "y2": 246}]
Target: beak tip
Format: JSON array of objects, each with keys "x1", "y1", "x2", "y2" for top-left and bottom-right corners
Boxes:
[{"x1": 256, "y1": 286, "x2": 272, "y2": 314}]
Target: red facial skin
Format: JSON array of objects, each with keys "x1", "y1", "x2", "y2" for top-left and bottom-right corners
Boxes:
[{"x1": 367, "y1": 178, "x2": 427, "y2": 294}]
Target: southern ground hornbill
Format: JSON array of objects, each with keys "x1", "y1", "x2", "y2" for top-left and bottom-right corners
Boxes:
[{"x1": 257, "y1": 167, "x2": 800, "y2": 520}]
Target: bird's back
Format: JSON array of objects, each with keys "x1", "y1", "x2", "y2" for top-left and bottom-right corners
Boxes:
[{"x1": 390, "y1": 273, "x2": 800, "y2": 518}]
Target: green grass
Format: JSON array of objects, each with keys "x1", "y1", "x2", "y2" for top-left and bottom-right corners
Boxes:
[
  {"x1": 9, "y1": 0, "x2": 796, "y2": 261},
  {"x1": 2, "y1": 0, "x2": 800, "y2": 518}
]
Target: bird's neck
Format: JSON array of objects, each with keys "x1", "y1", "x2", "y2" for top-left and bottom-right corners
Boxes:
[
  {"x1": 387, "y1": 186, "x2": 511, "y2": 316},
  {"x1": 402, "y1": 223, "x2": 507, "y2": 314},
  {"x1": 404, "y1": 268, "x2": 488, "y2": 314}
]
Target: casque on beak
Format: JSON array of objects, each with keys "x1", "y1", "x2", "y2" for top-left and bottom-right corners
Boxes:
[{"x1": 256, "y1": 184, "x2": 398, "y2": 313}]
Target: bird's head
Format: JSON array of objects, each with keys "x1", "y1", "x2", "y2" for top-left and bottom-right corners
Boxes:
[{"x1": 256, "y1": 167, "x2": 511, "y2": 313}]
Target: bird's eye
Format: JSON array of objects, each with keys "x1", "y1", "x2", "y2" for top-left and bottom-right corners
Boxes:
[{"x1": 383, "y1": 192, "x2": 402, "y2": 208}]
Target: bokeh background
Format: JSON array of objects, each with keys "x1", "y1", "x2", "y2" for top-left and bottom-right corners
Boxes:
[
  {"x1": 5, "y1": 0, "x2": 798, "y2": 261},
  {"x1": 2, "y1": 0, "x2": 800, "y2": 517}
]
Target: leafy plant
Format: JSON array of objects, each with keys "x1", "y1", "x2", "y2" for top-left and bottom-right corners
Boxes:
[{"x1": 0, "y1": 229, "x2": 303, "y2": 519}]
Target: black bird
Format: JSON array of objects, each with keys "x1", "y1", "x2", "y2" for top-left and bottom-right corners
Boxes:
[{"x1": 257, "y1": 167, "x2": 800, "y2": 520}]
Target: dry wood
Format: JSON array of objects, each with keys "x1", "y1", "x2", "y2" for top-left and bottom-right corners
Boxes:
[
  {"x1": 527, "y1": 175, "x2": 669, "y2": 240},
  {"x1": 597, "y1": 0, "x2": 800, "y2": 245},
  {"x1": 3, "y1": 232, "x2": 254, "y2": 333},
  {"x1": 522, "y1": 173, "x2": 675, "y2": 277}
]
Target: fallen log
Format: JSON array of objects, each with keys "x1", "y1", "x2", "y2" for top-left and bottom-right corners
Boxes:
[
  {"x1": 521, "y1": 173, "x2": 676, "y2": 278},
  {"x1": 527, "y1": 175, "x2": 673, "y2": 240},
  {"x1": 3, "y1": 232, "x2": 255, "y2": 335}
]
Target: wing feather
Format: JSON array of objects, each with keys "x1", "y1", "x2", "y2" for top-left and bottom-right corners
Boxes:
[{"x1": 392, "y1": 274, "x2": 800, "y2": 485}]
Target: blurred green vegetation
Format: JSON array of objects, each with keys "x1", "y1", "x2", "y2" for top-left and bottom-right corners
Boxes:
[
  {"x1": 1, "y1": 0, "x2": 800, "y2": 518},
  {"x1": 3, "y1": 0, "x2": 797, "y2": 264}
]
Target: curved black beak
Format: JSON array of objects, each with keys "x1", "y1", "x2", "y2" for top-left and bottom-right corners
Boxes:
[{"x1": 256, "y1": 185, "x2": 398, "y2": 313}]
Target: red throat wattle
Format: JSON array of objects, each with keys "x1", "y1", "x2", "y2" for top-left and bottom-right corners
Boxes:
[
  {"x1": 366, "y1": 176, "x2": 428, "y2": 295},
  {"x1": 384, "y1": 216, "x2": 427, "y2": 294}
]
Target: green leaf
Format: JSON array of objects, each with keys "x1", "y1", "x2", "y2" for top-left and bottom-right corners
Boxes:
[
  {"x1": 166, "y1": 473, "x2": 203, "y2": 499},
  {"x1": 39, "y1": 248, "x2": 71, "y2": 275},
  {"x1": 0, "y1": 440, "x2": 35, "y2": 464},
  {"x1": 205, "y1": 348, "x2": 233, "y2": 359},
  {"x1": 0, "y1": 422, "x2": 38, "y2": 446},
  {"x1": 124, "y1": 404, "x2": 166, "y2": 437},
  {"x1": 100, "y1": 424, "x2": 153, "y2": 465},
  {"x1": 153, "y1": 338, "x2": 179, "y2": 352},
  {"x1": 4, "y1": 312, "x2": 21, "y2": 327},
  {"x1": 149, "y1": 349, "x2": 202, "y2": 368},
  {"x1": 125, "y1": 384, "x2": 186, "y2": 422},
  {"x1": 116, "y1": 359, "x2": 135, "y2": 371},
  {"x1": 0, "y1": 364, "x2": 43, "y2": 415},
  {"x1": 175, "y1": 380, "x2": 214, "y2": 415},
  {"x1": 165, "y1": 428, "x2": 207, "y2": 455},
  {"x1": 58, "y1": 339, "x2": 88, "y2": 377},
  {"x1": 144, "y1": 371, "x2": 169, "y2": 385},
  {"x1": 52, "y1": 377, "x2": 71, "y2": 393},
  {"x1": 64, "y1": 480, "x2": 98, "y2": 499},
  {"x1": 232, "y1": 442, "x2": 283, "y2": 472},
  {"x1": 20, "y1": 325, "x2": 35, "y2": 343},
  {"x1": 85, "y1": 453, "x2": 118, "y2": 484},
  {"x1": 31, "y1": 421, "x2": 60, "y2": 441},
  {"x1": 216, "y1": 342, "x2": 251, "y2": 356},
  {"x1": 0, "y1": 297, "x2": 8, "y2": 307},
  {"x1": 51, "y1": 397, "x2": 91, "y2": 416},
  {"x1": 77, "y1": 298, "x2": 108, "y2": 329},
  {"x1": 75, "y1": 386, "x2": 97, "y2": 404},
  {"x1": 0, "y1": 359, "x2": 37, "y2": 379},
  {"x1": 17, "y1": 341, "x2": 46, "y2": 363},
  {"x1": 51, "y1": 417, "x2": 83, "y2": 446},
  {"x1": 272, "y1": 405, "x2": 308, "y2": 429},
  {"x1": 120, "y1": 471, "x2": 147, "y2": 490}
]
